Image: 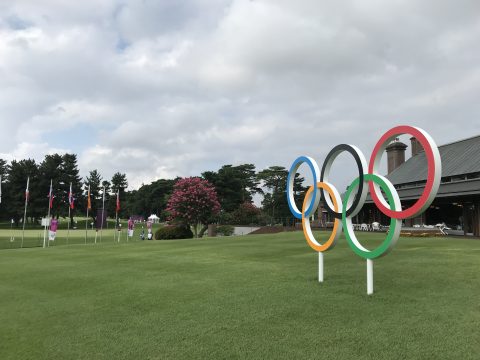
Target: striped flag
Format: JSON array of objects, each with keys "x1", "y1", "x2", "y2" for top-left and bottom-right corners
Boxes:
[
  {"x1": 68, "y1": 183, "x2": 75, "y2": 209},
  {"x1": 48, "y1": 180, "x2": 54, "y2": 209},
  {"x1": 87, "y1": 185, "x2": 91, "y2": 210},
  {"x1": 25, "y1": 177, "x2": 30, "y2": 203},
  {"x1": 116, "y1": 190, "x2": 120, "y2": 213}
]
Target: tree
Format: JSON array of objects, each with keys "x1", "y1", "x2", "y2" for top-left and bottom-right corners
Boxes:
[
  {"x1": 110, "y1": 172, "x2": 128, "y2": 217},
  {"x1": 202, "y1": 164, "x2": 262, "y2": 213},
  {"x1": 111, "y1": 172, "x2": 128, "y2": 194},
  {"x1": 59, "y1": 154, "x2": 82, "y2": 226},
  {"x1": 230, "y1": 202, "x2": 263, "y2": 225},
  {"x1": 257, "y1": 166, "x2": 306, "y2": 225},
  {"x1": 102, "y1": 180, "x2": 111, "y2": 193},
  {"x1": 128, "y1": 179, "x2": 176, "y2": 219},
  {"x1": 0, "y1": 158, "x2": 8, "y2": 179},
  {"x1": 202, "y1": 167, "x2": 242, "y2": 212},
  {"x1": 38, "y1": 154, "x2": 63, "y2": 218},
  {"x1": 166, "y1": 177, "x2": 220, "y2": 238},
  {"x1": 100, "y1": 180, "x2": 111, "y2": 219},
  {"x1": 146, "y1": 179, "x2": 175, "y2": 219},
  {"x1": 235, "y1": 164, "x2": 263, "y2": 202},
  {"x1": 84, "y1": 170, "x2": 102, "y2": 221},
  {"x1": 0, "y1": 158, "x2": 10, "y2": 220},
  {"x1": 6, "y1": 159, "x2": 39, "y2": 226}
]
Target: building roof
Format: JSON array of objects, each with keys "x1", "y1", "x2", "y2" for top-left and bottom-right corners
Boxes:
[
  {"x1": 394, "y1": 178, "x2": 480, "y2": 200},
  {"x1": 387, "y1": 134, "x2": 480, "y2": 185}
]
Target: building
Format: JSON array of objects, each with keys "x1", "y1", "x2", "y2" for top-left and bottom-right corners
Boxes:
[{"x1": 360, "y1": 135, "x2": 480, "y2": 236}]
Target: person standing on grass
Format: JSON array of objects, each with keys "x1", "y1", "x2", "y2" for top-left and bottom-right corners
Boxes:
[
  {"x1": 146, "y1": 219, "x2": 153, "y2": 240},
  {"x1": 128, "y1": 217, "x2": 134, "y2": 239},
  {"x1": 49, "y1": 216, "x2": 59, "y2": 241}
]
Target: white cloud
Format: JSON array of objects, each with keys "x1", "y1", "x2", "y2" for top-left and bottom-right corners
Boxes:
[
  {"x1": 0, "y1": 0, "x2": 479, "y2": 193},
  {"x1": 0, "y1": 142, "x2": 69, "y2": 163}
]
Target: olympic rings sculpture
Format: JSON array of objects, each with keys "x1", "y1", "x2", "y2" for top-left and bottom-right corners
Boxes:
[{"x1": 286, "y1": 125, "x2": 442, "y2": 260}]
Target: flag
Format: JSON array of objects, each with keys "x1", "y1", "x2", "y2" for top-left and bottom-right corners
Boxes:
[
  {"x1": 68, "y1": 183, "x2": 75, "y2": 209},
  {"x1": 87, "y1": 185, "x2": 91, "y2": 210},
  {"x1": 25, "y1": 177, "x2": 30, "y2": 203},
  {"x1": 116, "y1": 190, "x2": 120, "y2": 213},
  {"x1": 48, "y1": 180, "x2": 54, "y2": 209}
]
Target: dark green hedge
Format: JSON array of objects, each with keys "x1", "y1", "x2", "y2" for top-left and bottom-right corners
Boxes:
[
  {"x1": 217, "y1": 225, "x2": 235, "y2": 236},
  {"x1": 155, "y1": 226, "x2": 193, "y2": 240}
]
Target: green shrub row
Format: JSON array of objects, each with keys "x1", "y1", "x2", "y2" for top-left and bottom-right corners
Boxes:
[
  {"x1": 216, "y1": 225, "x2": 234, "y2": 236},
  {"x1": 155, "y1": 225, "x2": 193, "y2": 240}
]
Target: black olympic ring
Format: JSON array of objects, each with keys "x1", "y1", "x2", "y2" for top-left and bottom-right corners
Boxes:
[{"x1": 320, "y1": 144, "x2": 368, "y2": 219}]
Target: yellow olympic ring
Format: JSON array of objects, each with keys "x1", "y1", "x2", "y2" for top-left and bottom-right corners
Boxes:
[{"x1": 301, "y1": 182, "x2": 343, "y2": 252}]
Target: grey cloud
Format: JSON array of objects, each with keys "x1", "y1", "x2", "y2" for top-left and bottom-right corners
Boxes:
[{"x1": 0, "y1": 0, "x2": 479, "y2": 192}]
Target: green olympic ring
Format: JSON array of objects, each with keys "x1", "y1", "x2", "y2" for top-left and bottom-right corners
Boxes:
[{"x1": 342, "y1": 174, "x2": 402, "y2": 259}]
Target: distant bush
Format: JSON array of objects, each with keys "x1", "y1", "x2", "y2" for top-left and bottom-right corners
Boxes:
[
  {"x1": 217, "y1": 225, "x2": 235, "y2": 236},
  {"x1": 229, "y1": 202, "x2": 259, "y2": 225},
  {"x1": 155, "y1": 225, "x2": 193, "y2": 240},
  {"x1": 217, "y1": 212, "x2": 233, "y2": 225}
]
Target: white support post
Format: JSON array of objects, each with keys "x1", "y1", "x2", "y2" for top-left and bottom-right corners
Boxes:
[
  {"x1": 115, "y1": 212, "x2": 118, "y2": 243},
  {"x1": 100, "y1": 186, "x2": 105, "y2": 243},
  {"x1": 21, "y1": 198, "x2": 28, "y2": 248},
  {"x1": 367, "y1": 259, "x2": 374, "y2": 295},
  {"x1": 85, "y1": 208, "x2": 89, "y2": 245},
  {"x1": 318, "y1": 252, "x2": 324, "y2": 283},
  {"x1": 67, "y1": 206, "x2": 71, "y2": 246},
  {"x1": 44, "y1": 179, "x2": 52, "y2": 249}
]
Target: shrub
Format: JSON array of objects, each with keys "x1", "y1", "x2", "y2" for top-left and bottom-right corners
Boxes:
[
  {"x1": 217, "y1": 225, "x2": 235, "y2": 236},
  {"x1": 155, "y1": 225, "x2": 194, "y2": 240},
  {"x1": 230, "y1": 202, "x2": 264, "y2": 225},
  {"x1": 217, "y1": 211, "x2": 233, "y2": 225}
]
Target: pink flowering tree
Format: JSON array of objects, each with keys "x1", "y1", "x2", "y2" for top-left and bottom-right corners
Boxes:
[{"x1": 166, "y1": 177, "x2": 221, "y2": 238}]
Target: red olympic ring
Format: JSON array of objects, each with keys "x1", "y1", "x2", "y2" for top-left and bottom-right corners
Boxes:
[{"x1": 368, "y1": 125, "x2": 442, "y2": 219}]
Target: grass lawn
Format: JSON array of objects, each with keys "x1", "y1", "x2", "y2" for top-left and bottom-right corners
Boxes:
[
  {"x1": 0, "y1": 230, "x2": 479, "y2": 359},
  {"x1": 0, "y1": 220, "x2": 161, "y2": 249}
]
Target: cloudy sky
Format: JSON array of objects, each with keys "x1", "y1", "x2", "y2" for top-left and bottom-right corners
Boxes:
[{"x1": 1, "y1": 0, "x2": 479, "y2": 191}]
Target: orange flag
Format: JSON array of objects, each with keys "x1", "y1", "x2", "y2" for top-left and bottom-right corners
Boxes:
[{"x1": 87, "y1": 185, "x2": 91, "y2": 210}]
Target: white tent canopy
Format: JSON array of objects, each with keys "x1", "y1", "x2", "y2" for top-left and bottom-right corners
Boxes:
[{"x1": 148, "y1": 214, "x2": 160, "y2": 223}]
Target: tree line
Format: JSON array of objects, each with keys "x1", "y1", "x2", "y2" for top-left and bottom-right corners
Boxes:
[{"x1": 0, "y1": 155, "x2": 307, "y2": 227}]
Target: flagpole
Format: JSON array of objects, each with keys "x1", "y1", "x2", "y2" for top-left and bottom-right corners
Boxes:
[
  {"x1": 43, "y1": 179, "x2": 53, "y2": 248},
  {"x1": 100, "y1": 186, "x2": 105, "y2": 243},
  {"x1": 115, "y1": 210, "x2": 118, "y2": 243},
  {"x1": 10, "y1": 218, "x2": 14, "y2": 243},
  {"x1": 67, "y1": 182, "x2": 72, "y2": 245},
  {"x1": 67, "y1": 205, "x2": 71, "y2": 245},
  {"x1": 85, "y1": 184, "x2": 90, "y2": 244},
  {"x1": 85, "y1": 207, "x2": 89, "y2": 244},
  {"x1": 115, "y1": 190, "x2": 120, "y2": 243},
  {"x1": 47, "y1": 180, "x2": 53, "y2": 248},
  {"x1": 21, "y1": 177, "x2": 29, "y2": 248},
  {"x1": 43, "y1": 179, "x2": 53, "y2": 249}
]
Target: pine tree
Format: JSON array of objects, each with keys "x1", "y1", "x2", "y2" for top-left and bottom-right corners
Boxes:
[
  {"x1": 84, "y1": 170, "x2": 102, "y2": 222},
  {"x1": 38, "y1": 154, "x2": 63, "y2": 218},
  {"x1": 7, "y1": 159, "x2": 39, "y2": 226},
  {"x1": 110, "y1": 172, "x2": 128, "y2": 217},
  {"x1": 0, "y1": 158, "x2": 9, "y2": 220},
  {"x1": 257, "y1": 166, "x2": 306, "y2": 225},
  {"x1": 59, "y1": 154, "x2": 82, "y2": 227}
]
